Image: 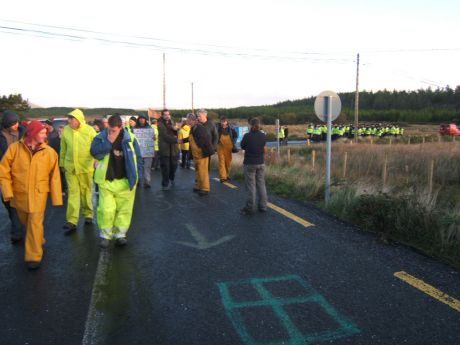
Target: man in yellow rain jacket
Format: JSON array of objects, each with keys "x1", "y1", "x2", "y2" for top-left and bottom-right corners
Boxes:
[
  {"x1": 178, "y1": 118, "x2": 191, "y2": 169},
  {"x1": 60, "y1": 108, "x2": 96, "y2": 234},
  {"x1": 0, "y1": 121, "x2": 62, "y2": 270}
]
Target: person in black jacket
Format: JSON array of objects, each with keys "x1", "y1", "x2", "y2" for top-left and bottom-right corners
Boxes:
[
  {"x1": 181, "y1": 113, "x2": 214, "y2": 196},
  {"x1": 197, "y1": 109, "x2": 217, "y2": 172},
  {"x1": 0, "y1": 110, "x2": 26, "y2": 242},
  {"x1": 157, "y1": 109, "x2": 180, "y2": 190},
  {"x1": 240, "y1": 117, "x2": 268, "y2": 215}
]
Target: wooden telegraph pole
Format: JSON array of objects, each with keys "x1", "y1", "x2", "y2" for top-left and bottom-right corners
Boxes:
[
  {"x1": 191, "y1": 82, "x2": 195, "y2": 113},
  {"x1": 163, "y1": 53, "x2": 166, "y2": 109},
  {"x1": 354, "y1": 53, "x2": 360, "y2": 142}
]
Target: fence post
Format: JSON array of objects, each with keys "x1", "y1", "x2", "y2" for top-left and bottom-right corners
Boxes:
[
  {"x1": 438, "y1": 134, "x2": 441, "y2": 143},
  {"x1": 428, "y1": 159, "x2": 435, "y2": 196},
  {"x1": 370, "y1": 138, "x2": 374, "y2": 145},
  {"x1": 422, "y1": 136, "x2": 425, "y2": 144},
  {"x1": 382, "y1": 152, "x2": 388, "y2": 187},
  {"x1": 312, "y1": 150, "x2": 316, "y2": 171},
  {"x1": 405, "y1": 164, "x2": 409, "y2": 184},
  {"x1": 408, "y1": 136, "x2": 411, "y2": 145},
  {"x1": 307, "y1": 139, "x2": 311, "y2": 146},
  {"x1": 343, "y1": 151, "x2": 348, "y2": 178},
  {"x1": 389, "y1": 138, "x2": 392, "y2": 146},
  {"x1": 287, "y1": 148, "x2": 291, "y2": 165}
]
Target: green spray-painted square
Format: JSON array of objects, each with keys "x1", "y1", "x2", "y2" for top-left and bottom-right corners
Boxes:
[{"x1": 217, "y1": 275, "x2": 360, "y2": 345}]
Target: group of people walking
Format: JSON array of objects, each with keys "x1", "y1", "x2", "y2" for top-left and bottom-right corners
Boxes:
[{"x1": 0, "y1": 108, "x2": 268, "y2": 270}]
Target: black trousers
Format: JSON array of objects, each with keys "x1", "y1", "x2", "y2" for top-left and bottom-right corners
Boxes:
[
  {"x1": 181, "y1": 150, "x2": 191, "y2": 168},
  {"x1": 160, "y1": 155, "x2": 178, "y2": 186},
  {"x1": 1, "y1": 198, "x2": 23, "y2": 237}
]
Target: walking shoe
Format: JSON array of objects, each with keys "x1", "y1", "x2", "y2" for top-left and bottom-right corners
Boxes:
[
  {"x1": 198, "y1": 190, "x2": 209, "y2": 196},
  {"x1": 63, "y1": 222, "x2": 77, "y2": 235},
  {"x1": 161, "y1": 185, "x2": 170, "y2": 191},
  {"x1": 84, "y1": 217, "x2": 93, "y2": 225},
  {"x1": 258, "y1": 208, "x2": 268, "y2": 213},
  {"x1": 144, "y1": 183, "x2": 151, "y2": 189},
  {"x1": 240, "y1": 207, "x2": 255, "y2": 215},
  {"x1": 193, "y1": 187, "x2": 200, "y2": 192},
  {"x1": 26, "y1": 261, "x2": 41, "y2": 270},
  {"x1": 170, "y1": 180, "x2": 175, "y2": 187},
  {"x1": 115, "y1": 237, "x2": 127, "y2": 247},
  {"x1": 99, "y1": 238, "x2": 110, "y2": 249}
]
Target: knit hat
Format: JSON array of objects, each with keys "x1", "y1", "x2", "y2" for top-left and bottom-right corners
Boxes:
[
  {"x1": 129, "y1": 116, "x2": 137, "y2": 122},
  {"x1": 1, "y1": 110, "x2": 20, "y2": 129},
  {"x1": 26, "y1": 120, "x2": 46, "y2": 139}
]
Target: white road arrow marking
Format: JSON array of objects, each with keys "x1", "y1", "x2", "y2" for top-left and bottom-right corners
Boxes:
[{"x1": 177, "y1": 224, "x2": 235, "y2": 250}]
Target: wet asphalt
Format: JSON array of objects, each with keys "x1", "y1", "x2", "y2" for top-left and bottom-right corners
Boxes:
[{"x1": 0, "y1": 166, "x2": 459, "y2": 345}]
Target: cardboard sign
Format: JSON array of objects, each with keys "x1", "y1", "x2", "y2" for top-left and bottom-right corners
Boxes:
[{"x1": 133, "y1": 128, "x2": 155, "y2": 158}]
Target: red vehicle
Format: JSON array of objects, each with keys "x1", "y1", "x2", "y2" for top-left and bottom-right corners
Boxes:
[{"x1": 439, "y1": 123, "x2": 460, "y2": 136}]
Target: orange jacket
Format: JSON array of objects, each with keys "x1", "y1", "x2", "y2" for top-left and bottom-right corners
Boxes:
[{"x1": 0, "y1": 141, "x2": 63, "y2": 213}]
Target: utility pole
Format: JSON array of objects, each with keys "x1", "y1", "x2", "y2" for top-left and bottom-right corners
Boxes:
[
  {"x1": 354, "y1": 53, "x2": 360, "y2": 141},
  {"x1": 191, "y1": 82, "x2": 194, "y2": 113},
  {"x1": 163, "y1": 53, "x2": 166, "y2": 109}
]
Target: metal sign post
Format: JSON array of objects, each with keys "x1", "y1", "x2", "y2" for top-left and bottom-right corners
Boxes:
[
  {"x1": 275, "y1": 118, "x2": 280, "y2": 158},
  {"x1": 325, "y1": 96, "x2": 332, "y2": 204},
  {"x1": 314, "y1": 90, "x2": 342, "y2": 205}
]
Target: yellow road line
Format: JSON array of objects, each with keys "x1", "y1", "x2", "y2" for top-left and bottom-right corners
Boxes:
[
  {"x1": 223, "y1": 182, "x2": 238, "y2": 189},
  {"x1": 394, "y1": 271, "x2": 460, "y2": 312},
  {"x1": 216, "y1": 179, "x2": 314, "y2": 227},
  {"x1": 267, "y1": 202, "x2": 314, "y2": 228},
  {"x1": 212, "y1": 178, "x2": 238, "y2": 189}
]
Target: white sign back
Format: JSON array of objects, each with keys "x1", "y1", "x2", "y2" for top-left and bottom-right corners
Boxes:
[{"x1": 314, "y1": 90, "x2": 342, "y2": 122}]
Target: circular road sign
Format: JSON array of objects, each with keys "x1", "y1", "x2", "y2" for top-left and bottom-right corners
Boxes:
[{"x1": 314, "y1": 90, "x2": 342, "y2": 122}]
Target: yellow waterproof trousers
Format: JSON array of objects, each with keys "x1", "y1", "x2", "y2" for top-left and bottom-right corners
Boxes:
[
  {"x1": 65, "y1": 172, "x2": 93, "y2": 225},
  {"x1": 194, "y1": 157, "x2": 210, "y2": 192},
  {"x1": 217, "y1": 135, "x2": 233, "y2": 180},
  {"x1": 97, "y1": 179, "x2": 136, "y2": 240},
  {"x1": 17, "y1": 210, "x2": 45, "y2": 262}
]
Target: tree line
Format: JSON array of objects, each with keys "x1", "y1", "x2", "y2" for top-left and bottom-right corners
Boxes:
[{"x1": 2, "y1": 86, "x2": 459, "y2": 124}]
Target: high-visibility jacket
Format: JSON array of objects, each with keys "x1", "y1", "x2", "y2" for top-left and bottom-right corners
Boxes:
[
  {"x1": 307, "y1": 126, "x2": 314, "y2": 134},
  {"x1": 151, "y1": 124, "x2": 159, "y2": 151},
  {"x1": 91, "y1": 128, "x2": 142, "y2": 190},
  {"x1": 178, "y1": 125, "x2": 191, "y2": 150},
  {"x1": 278, "y1": 128, "x2": 285, "y2": 139},
  {"x1": 60, "y1": 109, "x2": 96, "y2": 174}
]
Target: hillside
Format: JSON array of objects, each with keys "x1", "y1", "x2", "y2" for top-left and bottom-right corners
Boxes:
[{"x1": 23, "y1": 86, "x2": 460, "y2": 124}]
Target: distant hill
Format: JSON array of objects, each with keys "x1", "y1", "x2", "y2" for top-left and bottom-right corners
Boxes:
[{"x1": 24, "y1": 86, "x2": 460, "y2": 124}]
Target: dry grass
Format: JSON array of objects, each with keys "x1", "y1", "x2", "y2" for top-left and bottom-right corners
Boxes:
[{"x1": 229, "y1": 140, "x2": 460, "y2": 267}]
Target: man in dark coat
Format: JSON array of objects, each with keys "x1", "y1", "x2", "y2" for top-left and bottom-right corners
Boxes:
[{"x1": 157, "y1": 109, "x2": 179, "y2": 190}]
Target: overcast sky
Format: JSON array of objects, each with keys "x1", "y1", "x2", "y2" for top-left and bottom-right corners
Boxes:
[{"x1": 1, "y1": 0, "x2": 459, "y2": 109}]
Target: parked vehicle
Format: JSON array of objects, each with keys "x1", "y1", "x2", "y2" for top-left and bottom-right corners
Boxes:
[
  {"x1": 439, "y1": 123, "x2": 460, "y2": 136},
  {"x1": 51, "y1": 117, "x2": 68, "y2": 129}
]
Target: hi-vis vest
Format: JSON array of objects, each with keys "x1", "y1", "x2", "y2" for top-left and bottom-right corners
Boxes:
[
  {"x1": 278, "y1": 128, "x2": 285, "y2": 139},
  {"x1": 94, "y1": 131, "x2": 138, "y2": 185}
]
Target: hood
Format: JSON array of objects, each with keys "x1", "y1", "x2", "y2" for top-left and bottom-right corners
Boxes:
[
  {"x1": 2, "y1": 110, "x2": 20, "y2": 129},
  {"x1": 68, "y1": 108, "x2": 86, "y2": 125}
]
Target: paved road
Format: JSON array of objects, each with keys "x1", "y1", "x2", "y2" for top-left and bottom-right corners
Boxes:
[{"x1": 0, "y1": 168, "x2": 459, "y2": 345}]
